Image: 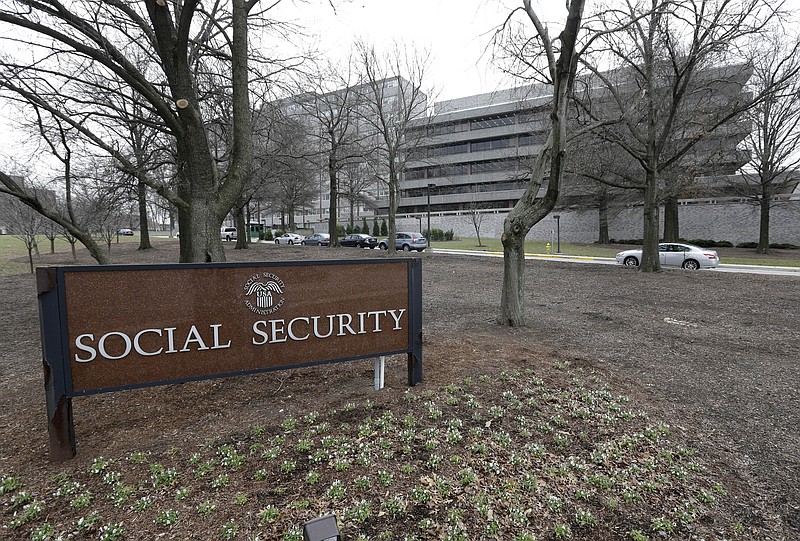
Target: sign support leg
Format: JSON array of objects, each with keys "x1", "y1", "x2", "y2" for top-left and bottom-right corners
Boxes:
[{"x1": 374, "y1": 356, "x2": 385, "y2": 390}]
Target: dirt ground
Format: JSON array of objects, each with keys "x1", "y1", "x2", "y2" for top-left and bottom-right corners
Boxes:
[{"x1": 0, "y1": 241, "x2": 798, "y2": 538}]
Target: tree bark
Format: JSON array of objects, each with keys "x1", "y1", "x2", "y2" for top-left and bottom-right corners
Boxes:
[
  {"x1": 662, "y1": 195, "x2": 679, "y2": 242},
  {"x1": 235, "y1": 202, "x2": 248, "y2": 249},
  {"x1": 597, "y1": 189, "x2": 609, "y2": 244},
  {"x1": 327, "y1": 156, "x2": 339, "y2": 247},
  {"x1": 137, "y1": 179, "x2": 152, "y2": 250},
  {"x1": 640, "y1": 170, "x2": 661, "y2": 272},
  {"x1": 757, "y1": 195, "x2": 771, "y2": 254}
]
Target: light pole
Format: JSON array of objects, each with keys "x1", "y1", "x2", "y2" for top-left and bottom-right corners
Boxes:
[
  {"x1": 427, "y1": 183, "x2": 435, "y2": 249},
  {"x1": 553, "y1": 214, "x2": 561, "y2": 254}
]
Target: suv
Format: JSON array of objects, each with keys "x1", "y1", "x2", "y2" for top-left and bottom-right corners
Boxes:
[
  {"x1": 220, "y1": 226, "x2": 237, "y2": 241},
  {"x1": 379, "y1": 231, "x2": 428, "y2": 252}
]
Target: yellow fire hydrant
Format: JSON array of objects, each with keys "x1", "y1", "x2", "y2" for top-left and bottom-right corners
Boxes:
[{"x1": 546, "y1": 242, "x2": 551, "y2": 254}]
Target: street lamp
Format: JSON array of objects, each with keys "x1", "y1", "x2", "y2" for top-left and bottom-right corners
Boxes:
[
  {"x1": 427, "y1": 183, "x2": 435, "y2": 250},
  {"x1": 553, "y1": 214, "x2": 561, "y2": 254}
]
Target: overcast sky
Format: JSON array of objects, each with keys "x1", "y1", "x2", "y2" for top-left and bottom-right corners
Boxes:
[
  {"x1": 286, "y1": 0, "x2": 569, "y2": 102},
  {"x1": 0, "y1": 1, "x2": 572, "y2": 173}
]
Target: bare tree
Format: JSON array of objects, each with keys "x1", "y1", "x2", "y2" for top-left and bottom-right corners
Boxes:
[
  {"x1": 735, "y1": 33, "x2": 800, "y2": 253},
  {"x1": 463, "y1": 202, "x2": 489, "y2": 247},
  {"x1": 357, "y1": 42, "x2": 432, "y2": 255},
  {"x1": 492, "y1": 0, "x2": 586, "y2": 326},
  {"x1": 0, "y1": 0, "x2": 286, "y2": 263},
  {"x1": 577, "y1": 0, "x2": 782, "y2": 272},
  {"x1": 292, "y1": 64, "x2": 370, "y2": 247},
  {"x1": 3, "y1": 185, "x2": 46, "y2": 273}
]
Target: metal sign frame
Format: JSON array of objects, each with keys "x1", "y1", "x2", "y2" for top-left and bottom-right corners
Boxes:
[{"x1": 37, "y1": 258, "x2": 423, "y2": 461}]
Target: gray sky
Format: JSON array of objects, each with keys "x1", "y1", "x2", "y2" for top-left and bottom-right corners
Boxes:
[
  {"x1": 0, "y1": 1, "x2": 572, "y2": 175},
  {"x1": 285, "y1": 0, "x2": 569, "y2": 101}
]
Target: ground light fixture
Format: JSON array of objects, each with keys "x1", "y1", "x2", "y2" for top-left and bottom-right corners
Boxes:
[{"x1": 302, "y1": 514, "x2": 341, "y2": 541}]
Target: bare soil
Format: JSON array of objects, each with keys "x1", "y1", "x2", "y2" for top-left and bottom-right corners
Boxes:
[{"x1": 1, "y1": 241, "x2": 798, "y2": 539}]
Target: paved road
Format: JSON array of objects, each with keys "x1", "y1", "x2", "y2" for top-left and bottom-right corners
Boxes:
[{"x1": 434, "y1": 248, "x2": 800, "y2": 276}]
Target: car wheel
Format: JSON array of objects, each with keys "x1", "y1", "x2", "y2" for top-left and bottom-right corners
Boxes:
[
  {"x1": 301, "y1": 240, "x2": 306, "y2": 245},
  {"x1": 402, "y1": 244, "x2": 411, "y2": 252},
  {"x1": 289, "y1": 240, "x2": 294, "y2": 245},
  {"x1": 682, "y1": 259, "x2": 700, "y2": 270},
  {"x1": 356, "y1": 242, "x2": 363, "y2": 248},
  {"x1": 274, "y1": 239, "x2": 279, "y2": 244},
  {"x1": 623, "y1": 256, "x2": 639, "y2": 267},
  {"x1": 225, "y1": 235, "x2": 231, "y2": 241},
  {"x1": 379, "y1": 243, "x2": 387, "y2": 250}
]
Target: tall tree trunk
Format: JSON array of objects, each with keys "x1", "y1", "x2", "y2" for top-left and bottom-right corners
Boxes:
[
  {"x1": 499, "y1": 218, "x2": 528, "y2": 326},
  {"x1": 235, "y1": 203, "x2": 248, "y2": 249},
  {"x1": 597, "y1": 189, "x2": 609, "y2": 244},
  {"x1": 137, "y1": 179, "x2": 152, "y2": 250},
  {"x1": 640, "y1": 172, "x2": 661, "y2": 272},
  {"x1": 386, "y1": 167, "x2": 398, "y2": 254},
  {"x1": 328, "y1": 157, "x2": 339, "y2": 247},
  {"x1": 756, "y1": 195, "x2": 771, "y2": 254},
  {"x1": 498, "y1": 0, "x2": 585, "y2": 326},
  {"x1": 662, "y1": 195, "x2": 679, "y2": 242}
]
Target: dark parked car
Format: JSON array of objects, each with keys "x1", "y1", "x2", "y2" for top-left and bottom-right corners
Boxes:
[
  {"x1": 340, "y1": 233, "x2": 378, "y2": 249},
  {"x1": 379, "y1": 231, "x2": 428, "y2": 252},
  {"x1": 301, "y1": 233, "x2": 331, "y2": 246}
]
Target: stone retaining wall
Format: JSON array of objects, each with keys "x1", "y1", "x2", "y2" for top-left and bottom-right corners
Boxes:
[{"x1": 388, "y1": 200, "x2": 800, "y2": 245}]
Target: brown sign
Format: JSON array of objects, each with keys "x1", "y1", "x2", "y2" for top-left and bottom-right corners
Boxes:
[{"x1": 37, "y1": 259, "x2": 423, "y2": 461}]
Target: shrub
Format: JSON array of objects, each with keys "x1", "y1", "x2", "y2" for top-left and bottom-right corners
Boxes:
[
  {"x1": 684, "y1": 238, "x2": 732, "y2": 248},
  {"x1": 381, "y1": 219, "x2": 388, "y2": 236},
  {"x1": 361, "y1": 218, "x2": 370, "y2": 234},
  {"x1": 346, "y1": 224, "x2": 354, "y2": 234},
  {"x1": 336, "y1": 225, "x2": 346, "y2": 237},
  {"x1": 263, "y1": 229, "x2": 273, "y2": 241},
  {"x1": 444, "y1": 229, "x2": 455, "y2": 241},
  {"x1": 372, "y1": 220, "x2": 380, "y2": 237},
  {"x1": 771, "y1": 243, "x2": 799, "y2": 250},
  {"x1": 610, "y1": 238, "x2": 643, "y2": 245},
  {"x1": 736, "y1": 242, "x2": 757, "y2": 248}
]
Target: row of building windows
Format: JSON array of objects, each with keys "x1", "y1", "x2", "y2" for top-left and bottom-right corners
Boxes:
[
  {"x1": 406, "y1": 107, "x2": 550, "y2": 139},
  {"x1": 404, "y1": 157, "x2": 532, "y2": 181},
  {"x1": 401, "y1": 179, "x2": 529, "y2": 199},
  {"x1": 407, "y1": 132, "x2": 549, "y2": 160}
]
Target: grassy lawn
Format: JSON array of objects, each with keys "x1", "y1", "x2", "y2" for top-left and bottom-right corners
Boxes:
[
  {"x1": 2, "y1": 234, "x2": 798, "y2": 275},
  {"x1": 436, "y1": 238, "x2": 800, "y2": 266},
  {"x1": 0, "y1": 234, "x2": 170, "y2": 275}
]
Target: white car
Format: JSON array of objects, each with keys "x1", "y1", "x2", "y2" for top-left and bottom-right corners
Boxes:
[
  {"x1": 274, "y1": 232, "x2": 305, "y2": 245},
  {"x1": 220, "y1": 226, "x2": 237, "y2": 241},
  {"x1": 615, "y1": 242, "x2": 720, "y2": 270}
]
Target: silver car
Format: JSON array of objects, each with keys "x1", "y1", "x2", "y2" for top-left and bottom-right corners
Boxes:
[
  {"x1": 379, "y1": 232, "x2": 428, "y2": 252},
  {"x1": 301, "y1": 233, "x2": 330, "y2": 246},
  {"x1": 615, "y1": 243, "x2": 720, "y2": 270},
  {"x1": 274, "y1": 232, "x2": 305, "y2": 245}
]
